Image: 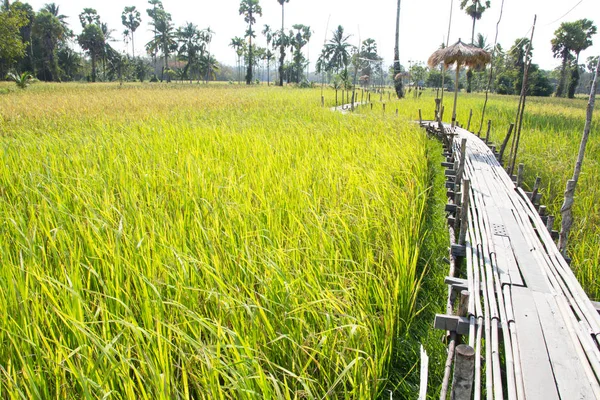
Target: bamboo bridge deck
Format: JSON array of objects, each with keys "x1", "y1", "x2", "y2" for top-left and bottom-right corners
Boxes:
[{"x1": 425, "y1": 121, "x2": 600, "y2": 399}]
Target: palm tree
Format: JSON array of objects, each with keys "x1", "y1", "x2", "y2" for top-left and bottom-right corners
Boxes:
[
  {"x1": 290, "y1": 24, "x2": 311, "y2": 83},
  {"x1": 394, "y1": 0, "x2": 404, "y2": 98},
  {"x1": 230, "y1": 36, "x2": 245, "y2": 83},
  {"x1": 460, "y1": 0, "x2": 491, "y2": 92},
  {"x1": 550, "y1": 20, "x2": 596, "y2": 98},
  {"x1": 42, "y1": 3, "x2": 70, "y2": 36},
  {"x1": 321, "y1": 25, "x2": 352, "y2": 75},
  {"x1": 121, "y1": 6, "x2": 141, "y2": 57},
  {"x1": 239, "y1": 0, "x2": 262, "y2": 85},
  {"x1": 568, "y1": 19, "x2": 597, "y2": 98},
  {"x1": 32, "y1": 10, "x2": 65, "y2": 81},
  {"x1": 78, "y1": 23, "x2": 104, "y2": 82},
  {"x1": 146, "y1": 8, "x2": 176, "y2": 82},
  {"x1": 262, "y1": 24, "x2": 273, "y2": 85},
  {"x1": 177, "y1": 22, "x2": 204, "y2": 82},
  {"x1": 460, "y1": 0, "x2": 491, "y2": 44},
  {"x1": 146, "y1": 0, "x2": 164, "y2": 75},
  {"x1": 203, "y1": 27, "x2": 215, "y2": 83},
  {"x1": 276, "y1": 0, "x2": 290, "y2": 86}
]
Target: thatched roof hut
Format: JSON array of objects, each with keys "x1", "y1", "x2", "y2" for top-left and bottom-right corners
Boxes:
[
  {"x1": 427, "y1": 39, "x2": 491, "y2": 127},
  {"x1": 427, "y1": 39, "x2": 491, "y2": 69}
]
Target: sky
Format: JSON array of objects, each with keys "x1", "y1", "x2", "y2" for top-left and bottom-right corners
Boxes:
[{"x1": 24, "y1": 0, "x2": 600, "y2": 72}]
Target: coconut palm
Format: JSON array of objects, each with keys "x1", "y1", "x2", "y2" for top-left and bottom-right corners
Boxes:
[
  {"x1": 460, "y1": 0, "x2": 491, "y2": 92},
  {"x1": 203, "y1": 27, "x2": 215, "y2": 83},
  {"x1": 230, "y1": 36, "x2": 245, "y2": 83},
  {"x1": 121, "y1": 6, "x2": 141, "y2": 57},
  {"x1": 177, "y1": 22, "x2": 204, "y2": 82},
  {"x1": 32, "y1": 10, "x2": 65, "y2": 81},
  {"x1": 428, "y1": 39, "x2": 491, "y2": 127},
  {"x1": 276, "y1": 0, "x2": 290, "y2": 86},
  {"x1": 239, "y1": 0, "x2": 262, "y2": 84},
  {"x1": 321, "y1": 25, "x2": 352, "y2": 75},
  {"x1": 146, "y1": 8, "x2": 176, "y2": 82},
  {"x1": 42, "y1": 3, "x2": 70, "y2": 36},
  {"x1": 460, "y1": 0, "x2": 491, "y2": 44},
  {"x1": 78, "y1": 22, "x2": 104, "y2": 82}
]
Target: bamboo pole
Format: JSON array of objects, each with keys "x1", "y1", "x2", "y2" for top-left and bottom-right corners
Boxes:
[
  {"x1": 508, "y1": 16, "x2": 537, "y2": 175},
  {"x1": 452, "y1": 65, "x2": 460, "y2": 127},
  {"x1": 558, "y1": 54, "x2": 599, "y2": 255},
  {"x1": 498, "y1": 123, "x2": 514, "y2": 165}
]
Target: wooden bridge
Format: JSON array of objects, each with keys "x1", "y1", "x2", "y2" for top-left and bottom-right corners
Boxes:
[{"x1": 424, "y1": 121, "x2": 600, "y2": 399}]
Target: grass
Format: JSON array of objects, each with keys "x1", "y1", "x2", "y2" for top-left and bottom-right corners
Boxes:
[
  {"x1": 354, "y1": 87, "x2": 600, "y2": 300},
  {"x1": 0, "y1": 83, "x2": 448, "y2": 399}
]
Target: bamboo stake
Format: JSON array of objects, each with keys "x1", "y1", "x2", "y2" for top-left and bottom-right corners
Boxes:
[
  {"x1": 478, "y1": 0, "x2": 505, "y2": 135},
  {"x1": 509, "y1": 16, "x2": 537, "y2": 175},
  {"x1": 467, "y1": 109, "x2": 473, "y2": 131},
  {"x1": 498, "y1": 123, "x2": 514, "y2": 165},
  {"x1": 484, "y1": 120, "x2": 491, "y2": 144},
  {"x1": 558, "y1": 54, "x2": 599, "y2": 255}
]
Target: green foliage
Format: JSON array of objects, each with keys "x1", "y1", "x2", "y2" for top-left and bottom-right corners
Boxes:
[
  {"x1": 0, "y1": 84, "x2": 440, "y2": 398},
  {"x1": 6, "y1": 70, "x2": 34, "y2": 88},
  {"x1": 0, "y1": 5, "x2": 28, "y2": 74},
  {"x1": 77, "y1": 22, "x2": 105, "y2": 82}
]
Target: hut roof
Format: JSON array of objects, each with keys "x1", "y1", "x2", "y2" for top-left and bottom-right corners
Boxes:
[{"x1": 427, "y1": 39, "x2": 491, "y2": 68}]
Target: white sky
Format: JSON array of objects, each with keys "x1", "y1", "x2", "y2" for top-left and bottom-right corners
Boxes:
[{"x1": 25, "y1": 0, "x2": 600, "y2": 71}]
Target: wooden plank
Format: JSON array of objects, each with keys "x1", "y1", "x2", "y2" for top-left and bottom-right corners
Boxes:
[
  {"x1": 533, "y1": 292, "x2": 596, "y2": 399},
  {"x1": 511, "y1": 286, "x2": 560, "y2": 400},
  {"x1": 497, "y1": 207, "x2": 552, "y2": 293}
]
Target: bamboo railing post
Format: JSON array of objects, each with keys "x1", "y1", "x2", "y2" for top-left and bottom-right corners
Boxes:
[
  {"x1": 419, "y1": 109, "x2": 423, "y2": 125},
  {"x1": 435, "y1": 98, "x2": 442, "y2": 119},
  {"x1": 531, "y1": 176, "x2": 541, "y2": 201},
  {"x1": 455, "y1": 138, "x2": 468, "y2": 190},
  {"x1": 458, "y1": 179, "x2": 471, "y2": 246},
  {"x1": 451, "y1": 345, "x2": 476, "y2": 400},
  {"x1": 485, "y1": 120, "x2": 492, "y2": 143},
  {"x1": 459, "y1": 290, "x2": 469, "y2": 317},
  {"x1": 498, "y1": 123, "x2": 514, "y2": 165},
  {"x1": 547, "y1": 215, "x2": 555, "y2": 233},
  {"x1": 558, "y1": 179, "x2": 576, "y2": 252},
  {"x1": 517, "y1": 164, "x2": 524, "y2": 188},
  {"x1": 467, "y1": 109, "x2": 473, "y2": 131}
]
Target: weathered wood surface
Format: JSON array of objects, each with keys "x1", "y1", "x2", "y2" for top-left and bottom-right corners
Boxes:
[{"x1": 425, "y1": 121, "x2": 600, "y2": 399}]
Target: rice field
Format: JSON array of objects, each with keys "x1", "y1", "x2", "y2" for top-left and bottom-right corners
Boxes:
[{"x1": 0, "y1": 83, "x2": 448, "y2": 399}]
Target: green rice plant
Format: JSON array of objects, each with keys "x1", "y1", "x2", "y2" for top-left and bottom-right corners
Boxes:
[{"x1": 0, "y1": 83, "x2": 447, "y2": 398}]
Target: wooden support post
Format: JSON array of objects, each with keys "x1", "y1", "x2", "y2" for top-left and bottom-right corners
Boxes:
[
  {"x1": 368, "y1": 93, "x2": 371, "y2": 102},
  {"x1": 370, "y1": 103, "x2": 373, "y2": 110},
  {"x1": 498, "y1": 123, "x2": 515, "y2": 165},
  {"x1": 485, "y1": 120, "x2": 492, "y2": 143},
  {"x1": 531, "y1": 176, "x2": 541, "y2": 202},
  {"x1": 458, "y1": 180, "x2": 470, "y2": 246},
  {"x1": 383, "y1": 103, "x2": 386, "y2": 113},
  {"x1": 441, "y1": 106, "x2": 445, "y2": 120},
  {"x1": 455, "y1": 139, "x2": 468, "y2": 190},
  {"x1": 517, "y1": 164, "x2": 524, "y2": 188},
  {"x1": 538, "y1": 205, "x2": 547, "y2": 217},
  {"x1": 451, "y1": 345, "x2": 475, "y2": 400},
  {"x1": 547, "y1": 215, "x2": 555, "y2": 233},
  {"x1": 454, "y1": 179, "x2": 471, "y2": 246},
  {"x1": 467, "y1": 109, "x2": 473, "y2": 131},
  {"x1": 459, "y1": 291, "x2": 469, "y2": 317},
  {"x1": 435, "y1": 98, "x2": 441, "y2": 119},
  {"x1": 419, "y1": 109, "x2": 423, "y2": 125}
]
